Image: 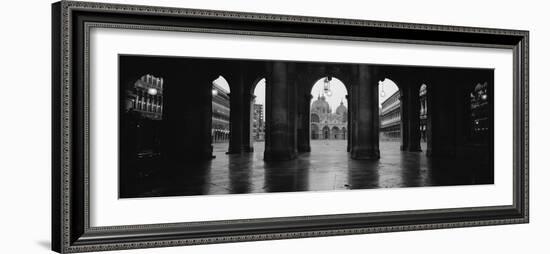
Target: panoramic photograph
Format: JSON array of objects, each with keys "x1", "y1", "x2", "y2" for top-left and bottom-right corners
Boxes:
[{"x1": 118, "y1": 55, "x2": 494, "y2": 198}]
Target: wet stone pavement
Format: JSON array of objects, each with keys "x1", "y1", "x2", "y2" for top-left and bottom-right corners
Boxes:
[{"x1": 123, "y1": 140, "x2": 493, "y2": 198}]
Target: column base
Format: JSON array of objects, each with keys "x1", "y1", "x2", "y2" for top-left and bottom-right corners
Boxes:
[
  {"x1": 426, "y1": 148, "x2": 455, "y2": 158},
  {"x1": 264, "y1": 149, "x2": 297, "y2": 161},
  {"x1": 297, "y1": 145, "x2": 311, "y2": 153},
  {"x1": 242, "y1": 146, "x2": 254, "y2": 153},
  {"x1": 407, "y1": 146, "x2": 422, "y2": 152},
  {"x1": 226, "y1": 147, "x2": 242, "y2": 154},
  {"x1": 351, "y1": 148, "x2": 380, "y2": 160}
]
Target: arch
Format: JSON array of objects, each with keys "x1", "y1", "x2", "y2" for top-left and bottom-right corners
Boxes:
[
  {"x1": 310, "y1": 76, "x2": 349, "y2": 106},
  {"x1": 126, "y1": 74, "x2": 165, "y2": 117},
  {"x1": 250, "y1": 77, "x2": 266, "y2": 96},
  {"x1": 419, "y1": 83, "x2": 428, "y2": 143},
  {"x1": 310, "y1": 124, "x2": 319, "y2": 140},
  {"x1": 124, "y1": 74, "x2": 165, "y2": 160},
  {"x1": 301, "y1": 66, "x2": 353, "y2": 94},
  {"x1": 250, "y1": 78, "x2": 266, "y2": 144},
  {"x1": 310, "y1": 76, "x2": 349, "y2": 144},
  {"x1": 378, "y1": 78, "x2": 400, "y2": 106},
  {"x1": 322, "y1": 126, "x2": 331, "y2": 140},
  {"x1": 378, "y1": 78, "x2": 401, "y2": 143},
  {"x1": 211, "y1": 75, "x2": 231, "y2": 153},
  {"x1": 331, "y1": 126, "x2": 340, "y2": 139},
  {"x1": 311, "y1": 113, "x2": 320, "y2": 123},
  {"x1": 212, "y1": 75, "x2": 231, "y2": 92}
]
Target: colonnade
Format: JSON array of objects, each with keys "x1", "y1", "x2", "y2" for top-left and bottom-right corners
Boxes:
[{"x1": 119, "y1": 55, "x2": 493, "y2": 164}]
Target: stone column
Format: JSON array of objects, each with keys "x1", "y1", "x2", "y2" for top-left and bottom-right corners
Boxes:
[
  {"x1": 406, "y1": 83, "x2": 422, "y2": 152},
  {"x1": 426, "y1": 81, "x2": 457, "y2": 157},
  {"x1": 264, "y1": 62, "x2": 298, "y2": 161},
  {"x1": 161, "y1": 72, "x2": 214, "y2": 162},
  {"x1": 227, "y1": 76, "x2": 244, "y2": 154},
  {"x1": 242, "y1": 93, "x2": 254, "y2": 152},
  {"x1": 346, "y1": 93, "x2": 352, "y2": 152},
  {"x1": 399, "y1": 86, "x2": 409, "y2": 151},
  {"x1": 350, "y1": 65, "x2": 380, "y2": 160},
  {"x1": 297, "y1": 93, "x2": 312, "y2": 153}
]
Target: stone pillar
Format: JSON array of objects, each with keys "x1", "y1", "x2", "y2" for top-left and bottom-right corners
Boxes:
[
  {"x1": 346, "y1": 93, "x2": 352, "y2": 152},
  {"x1": 350, "y1": 65, "x2": 380, "y2": 160},
  {"x1": 425, "y1": 84, "x2": 433, "y2": 156},
  {"x1": 242, "y1": 93, "x2": 254, "y2": 152},
  {"x1": 406, "y1": 83, "x2": 422, "y2": 152},
  {"x1": 426, "y1": 82, "x2": 457, "y2": 157},
  {"x1": 161, "y1": 72, "x2": 213, "y2": 162},
  {"x1": 399, "y1": 86, "x2": 409, "y2": 151},
  {"x1": 227, "y1": 76, "x2": 244, "y2": 154},
  {"x1": 297, "y1": 93, "x2": 312, "y2": 153},
  {"x1": 264, "y1": 62, "x2": 298, "y2": 161}
]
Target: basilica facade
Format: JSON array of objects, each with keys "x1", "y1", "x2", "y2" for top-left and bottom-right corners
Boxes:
[{"x1": 310, "y1": 94, "x2": 348, "y2": 140}]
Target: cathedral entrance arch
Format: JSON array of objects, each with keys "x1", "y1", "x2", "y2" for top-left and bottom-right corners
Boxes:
[
  {"x1": 322, "y1": 126, "x2": 330, "y2": 139},
  {"x1": 309, "y1": 76, "x2": 348, "y2": 150}
]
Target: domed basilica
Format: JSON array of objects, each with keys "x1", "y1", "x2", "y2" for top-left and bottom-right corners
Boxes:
[{"x1": 310, "y1": 94, "x2": 348, "y2": 140}]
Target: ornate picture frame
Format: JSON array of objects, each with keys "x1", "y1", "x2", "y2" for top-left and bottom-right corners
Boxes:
[{"x1": 52, "y1": 1, "x2": 529, "y2": 253}]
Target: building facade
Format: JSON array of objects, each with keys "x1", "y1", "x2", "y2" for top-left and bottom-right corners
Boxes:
[
  {"x1": 211, "y1": 83, "x2": 230, "y2": 143},
  {"x1": 124, "y1": 74, "x2": 164, "y2": 159},
  {"x1": 419, "y1": 84, "x2": 428, "y2": 141},
  {"x1": 310, "y1": 94, "x2": 348, "y2": 140},
  {"x1": 469, "y1": 82, "x2": 490, "y2": 144},
  {"x1": 379, "y1": 90, "x2": 402, "y2": 140},
  {"x1": 119, "y1": 55, "x2": 494, "y2": 162},
  {"x1": 252, "y1": 103, "x2": 265, "y2": 141},
  {"x1": 379, "y1": 84, "x2": 428, "y2": 141}
]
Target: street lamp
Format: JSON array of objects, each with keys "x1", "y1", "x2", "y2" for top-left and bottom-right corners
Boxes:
[
  {"x1": 212, "y1": 80, "x2": 218, "y2": 96},
  {"x1": 323, "y1": 76, "x2": 333, "y2": 97},
  {"x1": 380, "y1": 80, "x2": 386, "y2": 98}
]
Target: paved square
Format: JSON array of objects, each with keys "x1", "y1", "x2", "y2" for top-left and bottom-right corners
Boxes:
[{"x1": 125, "y1": 140, "x2": 493, "y2": 198}]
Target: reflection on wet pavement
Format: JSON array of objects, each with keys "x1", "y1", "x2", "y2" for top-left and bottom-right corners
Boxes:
[{"x1": 122, "y1": 140, "x2": 493, "y2": 198}]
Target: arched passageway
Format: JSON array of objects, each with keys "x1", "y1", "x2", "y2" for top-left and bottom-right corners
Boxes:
[
  {"x1": 378, "y1": 78, "x2": 401, "y2": 143},
  {"x1": 119, "y1": 55, "x2": 495, "y2": 198},
  {"x1": 309, "y1": 76, "x2": 348, "y2": 144},
  {"x1": 211, "y1": 75, "x2": 231, "y2": 155}
]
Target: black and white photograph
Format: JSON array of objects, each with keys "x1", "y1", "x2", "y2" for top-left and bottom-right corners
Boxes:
[
  {"x1": 0, "y1": 0, "x2": 537, "y2": 253},
  {"x1": 119, "y1": 55, "x2": 494, "y2": 198}
]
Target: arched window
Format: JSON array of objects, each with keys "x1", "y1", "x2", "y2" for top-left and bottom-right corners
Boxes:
[
  {"x1": 322, "y1": 126, "x2": 331, "y2": 140},
  {"x1": 311, "y1": 124, "x2": 320, "y2": 140},
  {"x1": 311, "y1": 113, "x2": 320, "y2": 123},
  {"x1": 331, "y1": 126, "x2": 340, "y2": 139}
]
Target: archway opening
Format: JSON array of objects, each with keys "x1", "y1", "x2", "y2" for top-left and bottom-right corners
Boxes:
[
  {"x1": 378, "y1": 78, "x2": 401, "y2": 152},
  {"x1": 309, "y1": 76, "x2": 348, "y2": 152},
  {"x1": 211, "y1": 75, "x2": 231, "y2": 156},
  {"x1": 419, "y1": 84, "x2": 428, "y2": 149},
  {"x1": 468, "y1": 81, "x2": 490, "y2": 144},
  {"x1": 124, "y1": 74, "x2": 165, "y2": 160},
  {"x1": 251, "y1": 78, "x2": 266, "y2": 154}
]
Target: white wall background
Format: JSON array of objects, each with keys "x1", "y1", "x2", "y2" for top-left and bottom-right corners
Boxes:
[{"x1": 0, "y1": 0, "x2": 547, "y2": 253}]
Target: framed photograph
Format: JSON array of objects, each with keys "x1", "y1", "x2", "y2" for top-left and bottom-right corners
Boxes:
[{"x1": 52, "y1": 1, "x2": 529, "y2": 253}]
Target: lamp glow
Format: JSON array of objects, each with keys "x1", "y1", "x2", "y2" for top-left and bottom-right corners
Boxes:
[{"x1": 147, "y1": 88, "x2": 158, "y2": 96}]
